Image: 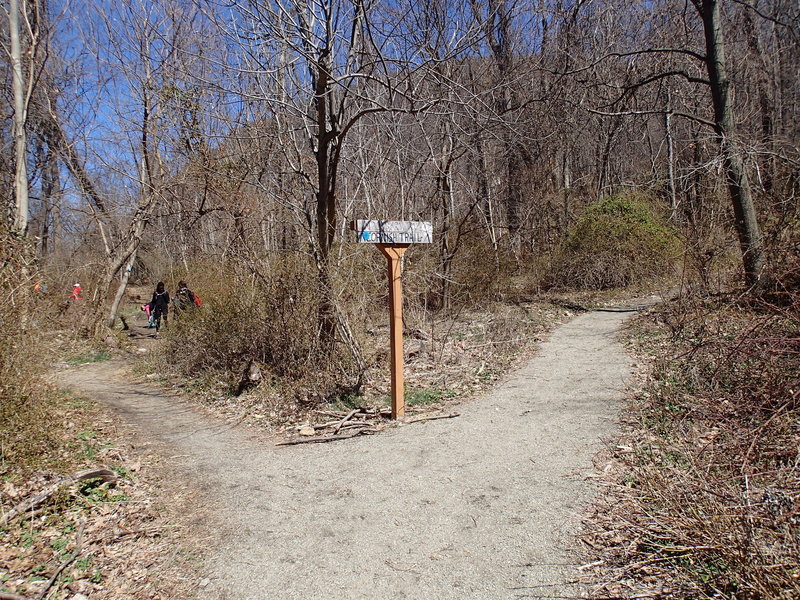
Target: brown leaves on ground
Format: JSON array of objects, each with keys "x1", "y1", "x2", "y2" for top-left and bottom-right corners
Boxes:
[
  {"x1": 1, "y1": 398, "x2": 197, "y2": 600},
  {"x1": 583, "y1": 290, "x2": 800, "y2": 599}
]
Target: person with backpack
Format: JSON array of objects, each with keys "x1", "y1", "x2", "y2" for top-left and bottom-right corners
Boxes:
[
  {"x1": 174, "y1": 280, "x2": 201, "y2": 312},
  {"x1": 148, "y1": 281, "x2": 170, "y2": 332}
]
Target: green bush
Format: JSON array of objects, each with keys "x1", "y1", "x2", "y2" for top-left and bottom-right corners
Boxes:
[{"x1": 545, "y1": 193, "x2": 681, "y2": 290}]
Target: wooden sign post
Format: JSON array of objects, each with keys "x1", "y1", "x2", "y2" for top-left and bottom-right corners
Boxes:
[
  {"x1": 353, "y1": 220, "x2": 432, "y2": 419},
  {"x1": 378, "y1": 244, "x2": 409, "y2": 419}
]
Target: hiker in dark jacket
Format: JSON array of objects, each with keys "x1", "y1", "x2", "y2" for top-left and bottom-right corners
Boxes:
[
  {"x1": 174, "y1": 280, "x2": 196, "y2": 312},
  {"x1": 149, "y1": 281, "x2": 170, "y2": 332}
]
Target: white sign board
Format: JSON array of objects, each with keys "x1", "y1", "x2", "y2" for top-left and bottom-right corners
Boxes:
[{"x1": 354, "y1": 220, "x2": 432, "y2": 244}]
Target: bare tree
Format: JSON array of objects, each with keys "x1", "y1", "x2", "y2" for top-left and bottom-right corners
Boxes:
[
  {"x1": 4, "y1": 0, "x2": 44, "y2": 235},
  {"x1": 23, "y1": 0, "x2": 205, "y2": 333},
  {"x1": 8, "y1": 0, "x2": 28, "y2": 233},
  {"x1": 471, "y1": 0, "x2": 528, "y2": 248},
  {"x1": 692, "y1": 0, "x2": 765, "y2": 286},
  {"x1": 563, "y1": 0, "x2": 779, "y2": 286},
  {"x1": 206, "y1": 0, "x2": 476, "y2": 348}
]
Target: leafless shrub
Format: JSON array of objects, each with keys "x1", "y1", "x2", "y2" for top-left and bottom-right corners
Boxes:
[
  {"x1": 0, "y1": 228, "x2": 38, "y2": 388},
  {"x1": 403, "y1": 233, "x2": 522, "y2": 312},
  {"x1": 0, "y1": 227, "x2": 57, "y2": 470},
  {"x1": 162, "y1": 258, "x2": 314, "y2": 372},
  {"x1": 586, "y1": 273, "x2": 800, "y2": 598},
  {"x1": 158, "y1": 255, "x2": 368, "y2": 401}
]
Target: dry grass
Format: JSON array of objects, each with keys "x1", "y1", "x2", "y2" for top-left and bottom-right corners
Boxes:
[
  {"x1": 1, "y1": 228, "x2": 198, "y2": 600},
  {"x1": 144, "y1": 248, "x2": 578, "y2": 433},
  {"x1": 0, "y1": 227, "x2": 52, "y2": 473},
  {"x1": 583, "y1": 277, "x2": 800, "y2": 598},
  {"x1": 145, "y1": 296, "x2": 568, "y2": 434},
  {"x1": 0, "y1": 390, "x2": 200, "y2": 600}
]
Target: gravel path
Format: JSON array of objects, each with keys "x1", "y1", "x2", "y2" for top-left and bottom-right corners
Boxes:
[{"x1": 62, "y1": 303, "x2": 651, "y2": 600}]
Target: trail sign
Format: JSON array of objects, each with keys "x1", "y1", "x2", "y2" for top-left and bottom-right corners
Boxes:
[
  {"x1": 351, "y1": 219, "x2": 432, "y2": 419},
  {"x1": 354, "y1": 220, "x2": 432, "y2": 244}
]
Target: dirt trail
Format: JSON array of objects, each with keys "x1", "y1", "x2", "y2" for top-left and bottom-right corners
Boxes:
[{"x1": 60, "y1": 298, "x2": 659, "y2": 600}]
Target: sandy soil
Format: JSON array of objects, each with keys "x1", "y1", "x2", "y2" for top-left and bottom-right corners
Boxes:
[{"x1": 60, "y1": 297, "x2": 660, "y2": 600}]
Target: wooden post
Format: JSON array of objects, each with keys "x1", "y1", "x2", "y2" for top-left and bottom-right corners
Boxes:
[
  {"x1": 352, "y1": 220, "x2": 431, "y2": 420},
  {"x1": 378, "y1": 244, "x2": 410, "y2": 419}
]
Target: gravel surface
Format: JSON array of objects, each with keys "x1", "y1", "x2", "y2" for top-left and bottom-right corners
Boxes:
[{"x1": 62, "y1": 303, "x2": 652, "y2": 599}]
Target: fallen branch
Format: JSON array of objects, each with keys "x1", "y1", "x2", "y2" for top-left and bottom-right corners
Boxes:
[
  {"x1": 35, "y1": 521, "x2": 85, "y2": 600},
  {"x1": 111, "y1": 528, "x2": 159, "y2": 540},
  {"x1": 333, "y1": 408, "x2": 360, "y2": 435},
  {"x1": 407, "y1": 412, "x2": 460, "y2": 424},
  {"x1": 313, "y1": 410, "x2": 349, "y2": 418},
  {"x1": 338, "y1": 421, "x2": 375, "y2": 431},
  {"x1": 276, "y1": 428, "x2": 377, "y2": 446},
  {"x1": 311, "y1": 420, "x2": 341, "y2": 430},
  {"x1": 0, "y1": 593, "x2": 30, "y2": 600},
  {"x1": 1, "y1": 468, "x2": 118, "y2": 527}
]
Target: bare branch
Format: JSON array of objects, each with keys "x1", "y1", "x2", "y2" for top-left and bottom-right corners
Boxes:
[{"x1": 586, "y1": 107, "x2": 716, "y2": 130}]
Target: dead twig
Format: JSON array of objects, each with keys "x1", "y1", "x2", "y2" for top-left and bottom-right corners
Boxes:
[
  {"x1": 276, "y1": 428, "x2": 378, "y2": 446},
  {"x1": 578, "y1": 560, "x2": 604, "y2": 571},
  {"x1": 111, "y1": 525, "x2": 165, "y2": 540},
  {"x1": 333, "y1": 408, "x2": 360, "y2": 435},
  {"x1": 406, "y1": 412, "x2": 460, "y2": 424},
  {"x1": 35, "y1": 521, "x2": 86, "y2": 600},
  {"x1": 384, "y1": 559, "x2": 420, "y2": 574},
  {"x1": 313, "y1": 409, "x2": 348, "y2": 418},
  {"x1": 338, "y1": 421, "x2": 375, "y2": 431}
]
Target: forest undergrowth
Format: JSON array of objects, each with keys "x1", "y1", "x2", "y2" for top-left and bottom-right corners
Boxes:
[
  {"x1": 583, "y1": 263, "x2": 800, "y2": 599},
  {"x1": 1, "y1": 227, "x2": 196, "y2": 600},
  {"x1": 147, "y1": 276, "x2": 574, "y2": 436},
  {"x1": 146, "y1": 195, "x2": 678, "y2": 436},
  {"x1": 3, "y1": 201, "x2": 667, "y2": 599},
  {"x1": 0, "y1": 391, "x2": 198, "y2": 600}
]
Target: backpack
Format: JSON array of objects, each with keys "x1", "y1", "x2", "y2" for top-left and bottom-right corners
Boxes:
[{"x1": 194, "y1": 293, "x2": 202, "y2": 307}]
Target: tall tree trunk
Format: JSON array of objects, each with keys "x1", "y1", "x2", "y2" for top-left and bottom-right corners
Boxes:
[
  {"x1": 743, "y1": 8, "x2": 775, "y2": 193},
  {"x1": 479, "y1": 0, "x2": 524, "y2": 249},
  {"x1": 506, "y1": 147, "x2": 525, "y2": 247},
  {"x1": 697, "y1": 0, "x2": 765, "y2": 286},
  {"x1": 93, "y1": 201, "x2": 154, "y2": 336},
  {"x1": 664, "y1": 90, "x2": 678, "y2": 221},
  {"x1": 438, "y1": 154, "x2": 454, "y2": 311},
  {"x1": 474, "y1": 130, "x2": 498, "y2": 251},
  {"x1": 39, "y1": 106, "x2": 114, "y2": 254},
  {"x1": 38, "y1": 144, "x2": 60, "y2": 257},
  {"x1": 558, "y1": 149, "x2": 572, "y2": 238},
  {"x1": 314, "y1": 59, "x2": 338, "y2": 350},
  {"x1": 10, "y1": 0, "x2": 29, "y2": 235},
  {"x1": 106, "y1": 250, "x2": 138, "y2": 329}
]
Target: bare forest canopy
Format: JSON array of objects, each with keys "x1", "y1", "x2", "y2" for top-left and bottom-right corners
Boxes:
[{"x1": 3, "y1": 0, "x2": 799, "y2": 334}]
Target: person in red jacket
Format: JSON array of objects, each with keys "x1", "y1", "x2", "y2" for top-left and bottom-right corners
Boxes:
[{"x1": 69, "y1": 283, "x2": 83, "y2": 301}]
